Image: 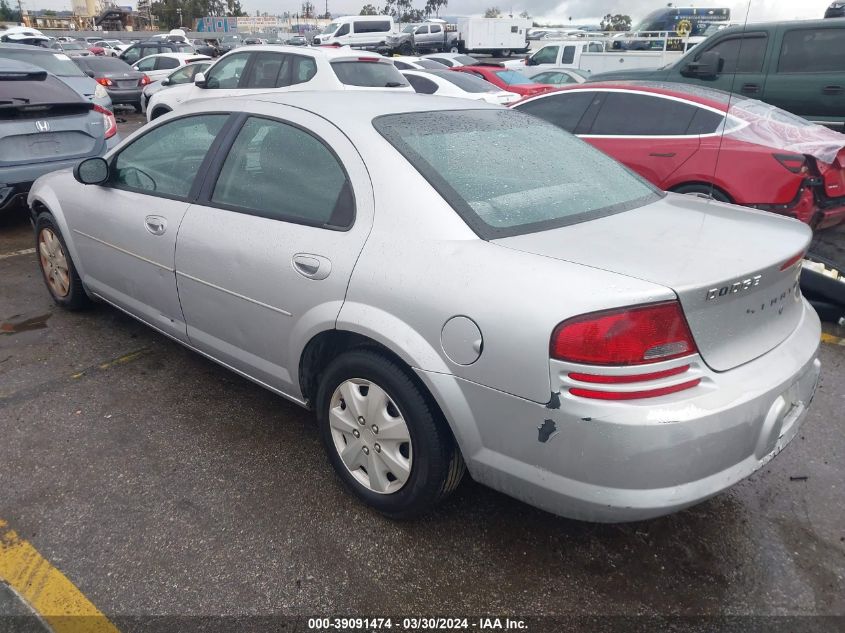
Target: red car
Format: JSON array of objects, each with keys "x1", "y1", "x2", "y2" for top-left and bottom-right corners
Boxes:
[
  {"x1": 514, "y1": 82, "x2": 845, "y2": 229},
  {"x1": 450, "y1": 63, "x2": 556, "y2": 97}
]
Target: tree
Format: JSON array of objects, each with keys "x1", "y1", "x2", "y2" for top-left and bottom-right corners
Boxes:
[
  {"x1": 423, "y1": 0, "x2": 446, "y2": 17},
  {"x1": 0, "y1": 0, "x2": 20, "y2": 21},
  {"x1": 600, "y1": 13, "x2": 631, "y2": 32},
  {"x1": 301, "y1": 1, "x2": 314, "y2": 18},
  {"x1": 518, "y1": 10, "x2": 529, "y2": 18},
  {"x1": 226, "y1": 0, "x2": 246, "y2": 16},
  {"x1": 483, "y1": 7, "x2": 500, "y2": 18},
  {"x1": 359, "y1": 3, "x2": 377, "y2": 14}
]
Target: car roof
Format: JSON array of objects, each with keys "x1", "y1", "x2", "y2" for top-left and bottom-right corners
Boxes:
[
  {"x1": 140, "y1": 52, "x2": 209, "y2": 60},
  {"x1": 0, "y1": 57, "x2": 48, "y2": 73},
  {"x1": 220, "y1": 44, "x2": 392, "y2": 61},
  {"x1": 0, "y1": 43, "x2": 54, "y2": 53},
  {"x1": 551, "y1": 80, "x2": 738, "y2": 110}
]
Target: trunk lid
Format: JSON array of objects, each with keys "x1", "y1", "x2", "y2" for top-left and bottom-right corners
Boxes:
[{"x1": 495, "y1": 194, "x2": 811, "y2": 371}]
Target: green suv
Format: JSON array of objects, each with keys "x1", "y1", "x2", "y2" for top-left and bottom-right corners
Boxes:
[{"x1": 588, "y1": 19, "x2": 845, "y2": 129}]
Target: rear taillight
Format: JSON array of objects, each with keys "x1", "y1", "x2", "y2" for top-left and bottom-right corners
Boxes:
[
  {"x1": 95, "y1": 77, "x2": 114, "y2": 86},
  {"x1": 774, "y1": 153, "x2": 809, "y2": 175},
  {"x1": 550, "y1": 301, "x2": 697, "y2": 366},
  {"x1": 139, "y1": 74, "x2": 151, "y2": 86},
  {"x1": 779, "y1": 251, "x2": 806, "y2": 271},
  {"x1": 94, "y1": 104, "x2": 117, "y2": 139}
]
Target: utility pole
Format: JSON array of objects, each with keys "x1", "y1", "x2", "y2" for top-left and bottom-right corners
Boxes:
[
  {"x1": 17, "y1": 0, "x2": 24, "y2": 25},
  {"x1": 324, "y1": 0, "x2": 327, "y2": 20}
]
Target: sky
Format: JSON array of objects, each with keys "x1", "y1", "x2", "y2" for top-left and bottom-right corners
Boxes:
[{"x1": 25, "y1": 0, "x2": 835, "y2": 25}]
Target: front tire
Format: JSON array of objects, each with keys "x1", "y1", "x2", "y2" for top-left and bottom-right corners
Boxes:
[
  {"x1": 316, "y1": 349, "x2": 465, "y2": 519},
  {"x1": 35, "y1": 213, "x2": 90, "y2": 310}
]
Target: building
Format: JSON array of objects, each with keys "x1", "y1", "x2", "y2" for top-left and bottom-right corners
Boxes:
[
  {"x1": 71, "y1": 0, "x2": 106, "y2": 29},
  {"x1": 26, "y1": 9, "x2": 77, "y2": 30}
]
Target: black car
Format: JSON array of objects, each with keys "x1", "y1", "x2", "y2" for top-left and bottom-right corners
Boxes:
[
  {"x1": 73, "y1": 56, "x2": 147, "y2": 111},
  {"x1": 826, "y1": 2, "x2": 845, "y2": 17},
  {"x1": 119, "y1": 40, "x2": 193, "y2": 65}
]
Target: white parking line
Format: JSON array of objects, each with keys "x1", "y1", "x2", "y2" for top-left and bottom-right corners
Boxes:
[{"x1": 0, "y1": 248, "x2": 36, "y2": 260}]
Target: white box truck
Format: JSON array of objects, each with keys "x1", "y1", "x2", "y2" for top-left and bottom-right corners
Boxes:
[{"x1": 454, "y1": 17, "x2": 531, "y2": 56}]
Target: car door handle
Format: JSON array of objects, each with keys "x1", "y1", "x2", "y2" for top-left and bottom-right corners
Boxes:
[
  {"x1": 144, "y1": 215, "x2": 167, "y2": 236},
  {"x1": 741, "y1": 83, "x2": 760, "y2": 94},
  {"x1": 823, "y1": 85, "x2": 844, "y2": 95},
  {"x1": 292, "y1": 253, "x2": 331, "y2": 280},
  {"x1": 649, "y1": 152, "x2": 677, "y2": 158}
]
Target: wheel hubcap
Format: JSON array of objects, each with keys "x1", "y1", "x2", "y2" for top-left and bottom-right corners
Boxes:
[
  {"x1": 329, "y1": 378, "x2": 413, "y2": 495},
  {"x1": 38, "y1": 228, "x2": 70, "y2": 298}
]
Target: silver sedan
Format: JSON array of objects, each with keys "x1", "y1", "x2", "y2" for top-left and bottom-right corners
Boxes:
[{"x1": 28, "y1": 93, "x2": 821, "y2": 522}]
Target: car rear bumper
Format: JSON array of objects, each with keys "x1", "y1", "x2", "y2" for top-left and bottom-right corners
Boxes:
[
  {"x1": 756, "y1": 185, "x2": 845, "y2": 229},
  {"x1": 106, "y1": 88, "x2": 142, "y2": 105},
  {"x1": 417, "y1": 300, "x2": 821, "y2": 522}
]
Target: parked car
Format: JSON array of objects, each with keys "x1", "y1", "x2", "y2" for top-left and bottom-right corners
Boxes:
[
  {"x1": 0, "y1": 26, "x2": 50, "y2": 47},
  {"x1": 421, "y1": 52, "x2": 479, "y2": 67},
  {"x1": 145, "y1": 45, "x2": 411, "y2": 121},
  {"x1": 288, "y1": 35, "x2": 307, "y2": 46},
  {"x1": 520, "y1": 67, "x2": 588, "y2": 85},
  {"x1": 402, "y1": 68, "x2": 520, "y2": 104},
  {"x1": 514, "y1": 82, "x2": 845, "y2": 229},
  {"x1": 588, "y1": 19, "x2": 845, "y2": 131},
  {"x1": 141, "y1": 60, "x2": 213, "y2": 113},
  {"x1": 385, "y1": 23, "x2": 420, "y2": 55},
  {"x1": 243, "y1": 37, "x2": 265, "y2": 45},
  {"x1": 120, "y1": 40, "x2": 194, "y2": 66},
  {"x1": 132, "y1": 52, "x2": 211, "y2": 82},
  {"x1": 312, "y1": 15, "x2": 395, "y2": 49},
  {"x1": 29, "y1": 92, "x2": 820, "y2": 522},
  {"x1": 73, "y1": 56, "x2": 149, "y2": 112},
  {"x1": 825, "y1": 2, "x2": 845, "y2": 18},
  {"x1": 0, "y1": 59, "x2": 115, "y2": 213},
  {"x1": 390, "y1": 56, "x2": 448, "y2": 70},
  {"x1": 94, "y1": 40, "x2": 129, "y2": 57},
  {"x1": 50, "y1": 41, "x2": 91, "y2": 58},
  {"x1": 411, "y1": 20, "x2": 458, "y2": 54},
  {"x1": 0, "y1": 43, "x2": 114, "y2": 114},
  {"x1": 451, "y1": 63, "x2": 556, "y2": 97}
]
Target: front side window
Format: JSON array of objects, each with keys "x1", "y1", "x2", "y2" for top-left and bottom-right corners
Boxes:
[
  {"x1": 374, "y1": 109, "x2": 660, "y2": 239},
  {"x1": 168, "y1": 64, "x2": 198, "y2": 84},
  {"x1": 156, "y1": 56, "x2": 180, "y2": 70},
  {"x1": 335, "y1": 23, "x2": 350, "y2": 36},
  {"x1": 205, "y1": 53, "x2": 249, "y2": 89},
  {"x1": 122, "y1": 46, "x2": 142, "y2": 64},
  {"x1": 704, "y1": 35, "x2": 767, "y2": 74},
  {"x1": 112, "y1": 115, "x2": 228, "y2": 198},
  {"x1": 135, "y1": 56, "x2": 156, "y2": 71},
  {"x1": 415, "y1": 25, "x2": 429, "y2": 34},
  {"x1": 531, "y1": 45, "x2": 558, "y2": 64},
  {"x1": 778, "y1": 28, "x2": 845, "y2": 73},
  {"x1": 211, "y1": 117, "x2": 353, "y2": 228}
]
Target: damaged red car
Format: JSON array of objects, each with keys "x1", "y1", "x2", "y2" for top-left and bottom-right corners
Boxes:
[{"x1": 514, "y1": 82, "x2": 845, "y2": 229}]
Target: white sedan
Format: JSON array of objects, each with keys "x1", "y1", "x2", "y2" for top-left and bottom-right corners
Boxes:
[
  {"x1": 132, "y1": 52, "x2": 211, "y2": 81},
  {"x1": 145, "y1": 45, "x2": 412, "y2": 121},
  {"x1": 401, "y1": 69, "x2": 519, "y2": 105}
]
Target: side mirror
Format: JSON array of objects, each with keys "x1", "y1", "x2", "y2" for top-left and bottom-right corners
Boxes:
[
  {"x1": 160, "y1": 77, "x2": 170, "y2": 86},
  {"x1": 682, "y1": 50, "x2": 722, "y2": 79},
  {"x1": 73, "y1": 157, "x2": 109, "y2": 185},
  {"x1": 194, "y1": 72, "x2": 207, "y2": 88},
  {"x1": 526, "y1": 56, "x2": 537, "y2": 66}
]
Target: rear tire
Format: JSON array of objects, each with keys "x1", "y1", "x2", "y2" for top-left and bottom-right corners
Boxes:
[
  {"x1": 150, "y1": 106, "x2": 170, "y2": 120},
  {"x1": 315, "y1": 348, "x2": 465, "y2": 519},
  {"x1": 449, "y1": 45, "x2": 460, "y2": 54},
  {"x1": 671, "y1": 183, "x2": 732, "y2": 204},
  {"x1": 34, "y1": 212, "x2": 91, "y2": 310}
]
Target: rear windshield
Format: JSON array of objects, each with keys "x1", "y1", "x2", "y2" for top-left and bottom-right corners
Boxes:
[
  {"x1": 79, "y1": 57, "x2": 133, "y2": 72},
  {"x1": 60, "y1": 42, "x2": 86, "y2": 50},
  {"x1": 374, "y1": 109, "x2": 661, "y2": 239},
  {"x1": 331, "y1": 60, "x2": 409, "y2": 87},
  {"x1": 416, "y1": 59, "x2": 447, "y2": 69},
  {"x1": 0, "y1": 49, "x2": 85, "y2": 77},
  {"x1": 453, "y1": 55, "x2": 478, "y2": 65},
  {"x1": 0, "y1": 73, "x2": 86, "y2": 109},
  {"x1": 433, "y1": 70, "x2": 496, "y2": 92}
]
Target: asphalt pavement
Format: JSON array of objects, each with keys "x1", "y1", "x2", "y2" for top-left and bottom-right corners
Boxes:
[{"x1": 0, "y1": 114, "x2": 843, "y2": 630}]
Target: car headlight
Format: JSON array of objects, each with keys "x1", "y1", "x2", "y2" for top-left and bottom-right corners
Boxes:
[{"x1": 94, "y1": 83, "x2": 108, "y2": 99}]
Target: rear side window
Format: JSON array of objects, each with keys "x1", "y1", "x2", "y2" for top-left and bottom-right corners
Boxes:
[
  {"x1": 687, "y1": 107, "x2": 725, "y2": 134},
  {"x1": 416, "y1": 59, "x2": 445, "y2": 69},
  {"x1": 211, "y1": 116, "x2": 353, "y2": 228},
  {"x1": 374, "y1": 109, "x2": 660, "y2": 239},
  {"x1": 778, "y1": 29, "x2": 845, "y2": 73},
  {"x1": 431, "y1": 24, "x2": 442, "y2": 33},
  {"x1": 704, "y1": 34, "x2": 767, "y2": 74},
  {"x1": 156, "y1": 56, "x2": 180, "y2": 70},
  {"x1": 331, "y1": 61, "x2": 408, "y2": 87},
  {"x1": 353, "y1": 20, "x2": 391, "y2": 34},
  {"x1": 516, "y1": 92, "x2": 595, "y2": 133},
  {"x1": 589, "y1": 93, "x2": 700, "y2": 136},
  {"x1": 561, "y1": 45, "x2": 576, "y2": 64},
  {"x1": 406, "y1": 74, "x2": 438, "y2": 94},
  {"x1": 243, "y1": 52, "x2": 286, "y2": 88}
]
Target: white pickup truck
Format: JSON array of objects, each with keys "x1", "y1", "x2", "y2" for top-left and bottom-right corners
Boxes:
[{"x1": 506, "y1": 33, "x2": 703, "y2": 75}]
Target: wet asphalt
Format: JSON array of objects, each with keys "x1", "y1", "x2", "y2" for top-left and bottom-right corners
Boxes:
[{"x1": 0, "y1": 114, "x2": 844, "y2": 626}]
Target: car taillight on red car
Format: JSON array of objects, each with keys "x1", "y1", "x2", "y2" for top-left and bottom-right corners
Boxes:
[
  {"x1": 93, "y1": 104, "x2": 117, "y2": 139},
  {"x1": 773, "y1": 153, "x2": 809, "y2": 175},
  {"x1": 552, "y1": 302, "x2": 701, "y2": 400},
  {"x1": 95, "y1": 77, "x2": 114, "y2": 86},
  {"x1": 139, "y1": 74, "x2": 151, "y2": 86}
]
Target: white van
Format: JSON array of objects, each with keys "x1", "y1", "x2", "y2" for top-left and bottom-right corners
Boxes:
[{"x1": 313, "y1": 15, "x2": 396, "y2": 49}]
